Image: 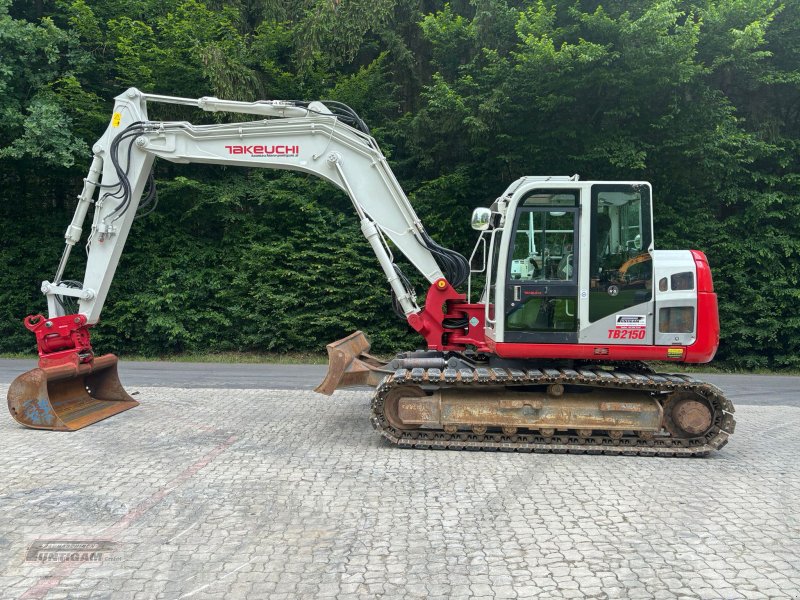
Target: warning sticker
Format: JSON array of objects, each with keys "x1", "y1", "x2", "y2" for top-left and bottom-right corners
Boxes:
[
  {"x1": 615, "y1": 315, "x2": 646, "y2": 328},
  {"x1": 111, "y1": 112, "x2": 122, "y2": 128},
  {"x1": 667, "y1": 347, "x2": 684, "y2": 358}
]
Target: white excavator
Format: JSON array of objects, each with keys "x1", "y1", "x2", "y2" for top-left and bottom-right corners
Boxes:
[{"x1": 7, "y1": 88, "x2": 735, "y2": 455}]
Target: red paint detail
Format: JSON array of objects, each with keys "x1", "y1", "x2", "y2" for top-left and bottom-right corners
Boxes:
[
  {"x1": 407, "y1": 282, "x2": 489, "y2": 351},
  {"x1": 607, "y1": 329, "x2": 646, "y2": 340},
  {"x1": 691, "y1": 250, "x2": 714, "y2": 292},
  {"x1": 491, "y1": 341, "x2": 691, "y2": 361},
  {"x1": 684, "y1": 291, "x2": 719, "y2": 363},
  {"x1": 23, "y1": 313, "x2": 94, "y2": 368},
  {"x1": 445, "y1": 304, "x2": 487, "y2": 348},
  {"x1": 683, "y1": 251, "x2": 719, "y2": 362},
  {"x1": 491, "y1": 290, "x2": 719, "y2": 364}
]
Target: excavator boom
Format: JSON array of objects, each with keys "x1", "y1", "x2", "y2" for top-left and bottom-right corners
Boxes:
[{"x1": 7, "y1": 88, "x2": 465, "y2": 430}]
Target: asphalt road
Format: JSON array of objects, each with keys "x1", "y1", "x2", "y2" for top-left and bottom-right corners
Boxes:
[
  {"x1": 0, "y1": 359, "x2": 328, "y2": 391},
  {"x1": 0, "y1": 358, "x2": 797, "y2": 406}
]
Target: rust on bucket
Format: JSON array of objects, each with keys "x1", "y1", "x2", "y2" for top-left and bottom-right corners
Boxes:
[{"x1": 7, "y1": 354, "x2": 138, "y2": 431}]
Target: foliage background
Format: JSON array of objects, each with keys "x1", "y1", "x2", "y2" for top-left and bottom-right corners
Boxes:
[{"x1": 1, "y1": 0, "x2": 798, "y2": 368}]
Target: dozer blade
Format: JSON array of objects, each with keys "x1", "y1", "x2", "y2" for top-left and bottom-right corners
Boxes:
[
  {"x1": 7, "y1": 354, "x2": 138, "y2": 431},
  {"x1": 315, "y1": 331, "x2": 390, "y2": 395}
]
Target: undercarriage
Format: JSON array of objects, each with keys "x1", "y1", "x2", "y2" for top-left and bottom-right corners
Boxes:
[
  {"x1": 370, "y1": 363, "x2": 734, "y2": 456},
  {"x1": 313, "y1": 332, "x2": 735, "y2": 456}
]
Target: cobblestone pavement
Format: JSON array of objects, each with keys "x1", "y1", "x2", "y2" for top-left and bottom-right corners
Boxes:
[{"x1": 0, "y1": 383, "x2": 798, "y2": 599}]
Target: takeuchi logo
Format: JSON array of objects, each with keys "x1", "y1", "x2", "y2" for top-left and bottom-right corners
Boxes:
[{"x1": 225, "y1": 145, "x2": 299, "y2": 157}]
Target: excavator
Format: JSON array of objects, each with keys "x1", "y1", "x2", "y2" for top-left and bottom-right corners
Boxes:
[{"x1": 7, "y1": 88, "x2": 735, "y2": 456}]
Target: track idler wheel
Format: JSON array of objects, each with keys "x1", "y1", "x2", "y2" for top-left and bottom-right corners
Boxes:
[
  {"x1": 664, "y1": 392, "x2": 714, "y2": 438},
  {"x1": 383, "y1": 385, "x2": 426, "y2": 431}
]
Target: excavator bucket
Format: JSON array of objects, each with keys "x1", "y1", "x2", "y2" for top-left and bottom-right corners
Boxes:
[
  {"x1": 7, "y1": 354, "x2": 138, "y2": 431},
  {"x1": 315, "y1": 331, "x2": 390, "y2": 395}
]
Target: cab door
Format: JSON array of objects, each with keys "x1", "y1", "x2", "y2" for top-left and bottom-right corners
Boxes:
[{"x1": 504, "y1": 201, "x2": 580, "y2": 343}]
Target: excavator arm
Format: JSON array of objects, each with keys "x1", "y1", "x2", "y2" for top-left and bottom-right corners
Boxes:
[
  {"x1": 9, "y1": 88, "x2": 477, "y2": 431},
  {"x1": 47, "y1": 88, "x2": 459, "y2": 324}
]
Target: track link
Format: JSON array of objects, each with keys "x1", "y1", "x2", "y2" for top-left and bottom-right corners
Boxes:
[{"x1": 370, "y1": 366, "x2": 735, "y2": 457}]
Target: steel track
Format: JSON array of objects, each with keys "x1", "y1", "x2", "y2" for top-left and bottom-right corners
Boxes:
[{"x1": 370, "y1": 366, "x2": 736, "y2": 457}]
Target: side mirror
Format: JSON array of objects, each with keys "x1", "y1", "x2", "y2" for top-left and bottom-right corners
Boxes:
[{"x1": 471, "y1": 207, "x2": 492, "y2": 231}]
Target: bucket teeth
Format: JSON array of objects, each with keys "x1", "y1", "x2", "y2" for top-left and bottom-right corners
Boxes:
[
  {"x1": 315, "y1": 331, "x2": 390, "y2": 395},
  {"x1": 7, "y1": 354, "x2": 138, "y2": 431}
]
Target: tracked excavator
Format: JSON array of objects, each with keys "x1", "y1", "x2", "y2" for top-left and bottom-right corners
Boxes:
[{"x1": 7, "y1": 88, "x2": 735, "y2": 455}]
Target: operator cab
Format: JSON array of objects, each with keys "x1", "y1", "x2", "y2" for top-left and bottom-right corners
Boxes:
[{"x1": 468, "y1": 176, "x2": 691, "y2": 356}]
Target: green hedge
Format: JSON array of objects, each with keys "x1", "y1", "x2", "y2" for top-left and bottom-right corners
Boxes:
[{"x1": 1, "y1": 0, "x2": 799, "y2": 367}]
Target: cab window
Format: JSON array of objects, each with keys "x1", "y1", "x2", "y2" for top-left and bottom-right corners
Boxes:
[
  {"x1": 589, "y1": 185, "x2": 653, "y2": 322},
  {"x1": 509, "y1": 210, "x2": 575, "y2": 282}
]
